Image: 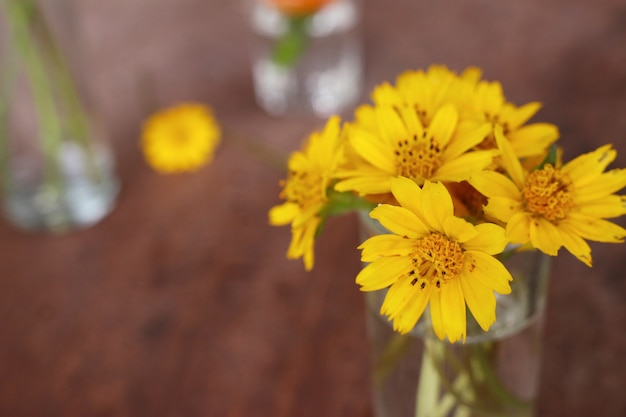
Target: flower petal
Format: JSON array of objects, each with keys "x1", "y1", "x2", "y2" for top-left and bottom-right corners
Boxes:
[
  {"x1": 508, "y1": 123, "x2": 559, "y2": 158},
  {"x1": 349, "y1": 126, "x2": 396, "y2": 173},
  {"x1": 359, "y1": 234, "x2": 416, "y2": 262},
  {"x1": 429, "y1": 290, "x2": 446, "y2": 340},
  {"x1": 484, "y1": 196, "x2": 522, "y2": 223},
  {"x1": 334, "y1": 175, "x2": 392, "y2": 195},
  {"x1": 577, "y1": 195, "x2": 626, "y2": 218},
  {"x1": 427, "y1": 104, "x2": 458, "y2": 148},
  {"x1": 442, "y1": 123, "x2": 491, "y2": 161},
  {"x1": 528, "y1": 217, "x2": 562, "y2": 256},
  {"x1": 370, "y1": 205, "x2": 430, "y2": 238},
  {"x1": 356, "y1": 257, "x2": 412, "y2": 291},
  {"x1": 563, "y1": 213, "x2": 626, "y2": 243},
  {"x1": 433, "y1": 150, "x2": 496, "y2": 183},
  {"x1": 506, "y1": 212, "x2": 531, "y2": 245},
  {"x1": 268, "y1": 202, "x2": 299, "y2": 225},
  {"x1": 468, "y1": 170, "x2": 521, "y2": 200},
  {"x1": 418, "y1": 181, "x2": 454, "y2": 231},
  {"x1": 463, "y1": 250, "x2": 512, "y2": 295},
  {"x1": 439, "y1": 278, "x2": 467, "y2": 343},
  {"x1": 390, "y1": 176, "x2": 423, "y2": 218},
  {"x1": 494, "y1": 126, "x2": 526, "y2": 189},
  {"x1": 463, "y1": 223, "x2": 507, "y2": 255},
  {"x1": 443, "y1": 216, "x2": 478, "y2": 243},
  {"x1": 390, "y1": 285, "x2": 432, "y2": 334},
  {"x1": 551, "y1": 222, "x2": 592, "y2": 267},
  {"x1": 459, "y1": 271, "x2": 496, "y2": 331}
]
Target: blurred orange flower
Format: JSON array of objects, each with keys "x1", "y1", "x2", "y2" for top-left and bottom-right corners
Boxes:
[{"x1": 269, "y1": 0, "x2": 334, "y2": 15}]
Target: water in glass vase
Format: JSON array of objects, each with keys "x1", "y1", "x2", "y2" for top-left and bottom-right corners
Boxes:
[
  {"x1": 366, "y1": 283, "x2": 546, "y2": 417},
  {"x1": 2, "y1": 141, "x2": 119, "y2": 233},
  {"x1": 250, "y1": 0, "x2": 362, "y2": 117}
]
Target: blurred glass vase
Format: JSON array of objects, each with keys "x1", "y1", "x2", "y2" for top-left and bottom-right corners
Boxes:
[
  {"x1": 250, "y1": 0, "x2": 362, "y2": 117},
  {"x1": 0, "y1": 0, "x2": 119, "y2": 233}
]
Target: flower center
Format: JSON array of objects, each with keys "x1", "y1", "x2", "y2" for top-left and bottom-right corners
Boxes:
[
  {"x1": 523, "y1": 165, "x2": 575, "y2": 222},
  {"x1": 280, "y1": 170, "x2": 325, "y2": 209},
  {"x1": 408, "y1": 233, "x2": 464, "y2": 290},
  {"x1": 394, "y1": 134, "x2": 442, "y2": 182}
]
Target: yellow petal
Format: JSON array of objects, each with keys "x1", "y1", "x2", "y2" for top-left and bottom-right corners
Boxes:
[
  {"x1": 508, "y1": 123, "x2": 559, "y2": 158},
  {"x1": 468, "y1": 170, "x2": 521, "y2": 200},
  {"x1": 562, "y1": 144, "x2": 615, "y2": 186},
  {"x1": 389, "y1": 285, "x2": 432, "y2": 334},
  {"x1": 506, "y1": 212, "x2": 531, "y2": 245},
  {"x1": 528, "y1": 217, "x2": 562, "y2": 256},
  {"x1": 349, "y1": 127, "x2": 396, "y2": 173},
  {"x1": 429, "y1": 290, "x2": 446, "y2": 340},
  {"x1": 389, "y1": 176, "x2": 423, "y2": 218},
  {"x1": 433, "y1": 150, "x2": 496, "y2": 183},
  {"x1": 377, "y1": 106, "x2": 409, "y2": 148},
  {"x1": 419, "y1": 181, "x2": 454, "y2": 231},
  {"x1": 370, "y1": 205, "x2": 430, "y2": 238},
  {"x1": 577, "y1": 195, "x2": 626, "y2": 218},
  {"x1": 334, "y1": 175, "x2": 392, "y2": 195},
  {"x1": 442, "y1": 123, "x2": 491, "y2": 161},
  {"x1": 494, "y1": 126, "x2": 526, "y2": 189},
  {"x1": 356, "y1": 257, "x2": 411, "y2": 291},
  {"x1": 427, "y1": 104, "x2": 458, "y2": 148},
  {"x1": 359, "y1": 234, "x2": 416, "y2": 262},
  {"x1": 268, "y1": 202, "x2": 299, "y2": 226},
  {"x1": 484, "y1": 196, "x2": 522, "y2": 223},
  {"x1": 459, "y1": 271, "x2": 496, "y2": 331},
  {"x1": 556, "y1": 221, "x2": 593, "y2": 267},
  {"x1": 463, "y1": 251, "x2": 512, "y2": 295},
  {"x1": 443, "y1": 216, "x2": 478, "y2": 243},
  {"x1": 563, "y1": 214, "x2": 626, "y2": 243},
  {"x1": 507, "y1": 101, "x2": 542, "y2": 129},
  {"x1": 575, "y1": 168, "x2": 626, "y2": 202},
  {"x1": 463, "y1": 223, "x2": 507, "y2": 255},
  {"x1": 439, "y1": 278, "x2": 467, "y2": 343}
]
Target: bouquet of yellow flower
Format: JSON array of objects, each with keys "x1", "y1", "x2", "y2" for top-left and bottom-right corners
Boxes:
[{"x1": 269, "y1": 65, "x2": 626, "y2": 417}]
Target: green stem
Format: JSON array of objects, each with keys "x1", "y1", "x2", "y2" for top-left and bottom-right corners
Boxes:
[
  {"x1": 5, "y1": 0, "x2": 64, "y2": 195},
  {"x1": 271, "y1": 14, "x2": 311, "y2": 68}
]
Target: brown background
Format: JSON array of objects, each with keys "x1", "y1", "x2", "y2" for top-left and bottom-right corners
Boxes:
[{"x1": 1, "y1": 0, "x2": 625, "y2": 416}]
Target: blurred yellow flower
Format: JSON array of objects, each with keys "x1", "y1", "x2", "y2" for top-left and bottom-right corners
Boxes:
[
  {"x1": 268, "y1": 116, "x2": 344, "y2": 270},
  {"x1": 141, "y1": 103, "x2": 221, "y2": 174}
]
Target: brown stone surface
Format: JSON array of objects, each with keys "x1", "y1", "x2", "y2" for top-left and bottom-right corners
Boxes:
[{"x1": 1, "y1": 0, "x2": 625, "y2": 416}]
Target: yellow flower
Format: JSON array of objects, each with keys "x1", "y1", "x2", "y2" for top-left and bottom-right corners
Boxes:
[
  {"x1": 334, "y1": 103, "x2": 495, "y2": 196},
  {"x1": 463, "y1": 79, "x2": 559, "y2": 159},
  {"x1": 141, "y1": 103, "x2": 221, "y2": 173},
  {"x1": 268, "y1": 116, "x2": 344, "y2": 270},
  {"x1": 357, "y1": 177, "x2": 512, "y2": 342},
  {"x1": 469, "y1": 127, "x2": 626, "y2": 266}
]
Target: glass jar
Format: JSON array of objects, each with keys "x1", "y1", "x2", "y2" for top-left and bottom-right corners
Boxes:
[
  {"x1": 249, "y1": 0, "x2": 362, "y2": 117},
  {"x1": 0, "y1": 0, "x2": 119, "y2": 233},
  {"x1": 360, "y1": 212, "x2": 551, "y2": 417}
]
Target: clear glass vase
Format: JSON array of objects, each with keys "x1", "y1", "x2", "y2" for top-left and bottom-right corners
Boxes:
[
  {"x1": 249, "y1": 0, "x2": 362, "y2": 117},
  {"x1": 0, "y1": 0, "x2": 119, "y2": 233},
  {"x1": 361, "y1": 213, "x2": 552, "y2": 417}
]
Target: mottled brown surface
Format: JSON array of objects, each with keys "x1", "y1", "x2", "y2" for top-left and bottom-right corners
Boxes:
[{"x1": 1, "y1": 0, "x2": 626, "y2": 416}]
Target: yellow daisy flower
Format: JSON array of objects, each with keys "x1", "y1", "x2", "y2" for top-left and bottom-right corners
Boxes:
[
  {"x1": 357, "y1": 177, "x2": 512, "y2": 342},
  {"x1": 141, "y1": 103, "x2": 221, "y2": 174},
  {"x1": 463, "y1": 79, "x2": 559, "y2": 159},
  {"x1": 268, "y1": 116, "x2": 344, "y2": 271},
  {"x1": 469, "y1": 127, "x2": 626, "y2": 266},
  {"x1": 334, "y1": 103, "x2": 495, "y2": 196}
]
